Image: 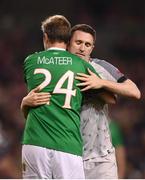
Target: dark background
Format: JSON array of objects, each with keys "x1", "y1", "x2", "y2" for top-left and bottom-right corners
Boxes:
[{"x1": 0, "y1": 0, "x2": 145, "y2": 178}]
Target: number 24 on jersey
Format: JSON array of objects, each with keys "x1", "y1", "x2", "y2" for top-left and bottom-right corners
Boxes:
[{"x1": 34, "y1": 69, "x2": 76, "y2": 109}]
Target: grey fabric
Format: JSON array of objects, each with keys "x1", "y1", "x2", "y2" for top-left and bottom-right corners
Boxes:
[
  {"x1": 81, "y1": 58, "x2": 125, "y2": 161},
  {"x1": 84, "y1": 151, "x2": 118, "y2": 179}
]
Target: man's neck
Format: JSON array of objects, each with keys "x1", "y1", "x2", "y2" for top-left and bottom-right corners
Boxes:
[{"x1": 46, "y1": 42, "x2": 67, "y2": 50}]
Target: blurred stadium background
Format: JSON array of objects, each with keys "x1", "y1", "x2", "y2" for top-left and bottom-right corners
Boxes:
[{"x1": 0, "y1": 0, "x2": 145, "y2": 178}]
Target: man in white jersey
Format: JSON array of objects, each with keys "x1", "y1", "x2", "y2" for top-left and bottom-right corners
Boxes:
[
  {"x1": 69, "y1": 24, "x2": 140, "y2": 179},
  {"x1": 21, "y1": 24, "x2": 141, "y2": 179}
]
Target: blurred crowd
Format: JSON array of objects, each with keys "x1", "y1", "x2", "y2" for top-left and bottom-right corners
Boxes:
[{"x1": 0, "y1": 0, "x2": 145, "y2": 178}]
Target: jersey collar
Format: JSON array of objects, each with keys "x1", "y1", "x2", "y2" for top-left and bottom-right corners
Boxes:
[{"x1": 47, "y1": 47, "x2": 66, "y2": 51}]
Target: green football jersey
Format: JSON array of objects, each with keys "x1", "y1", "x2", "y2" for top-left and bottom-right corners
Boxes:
[{"x1": 22, "y1": 49, "x2": 99, "y2": 156}]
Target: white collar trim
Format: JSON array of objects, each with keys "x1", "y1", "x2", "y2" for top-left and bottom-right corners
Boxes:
[{"x1": 47, "y1": 47, "x2": 66, "y2": 51}]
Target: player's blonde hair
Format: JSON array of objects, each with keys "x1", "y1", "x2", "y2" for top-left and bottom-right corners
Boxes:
[{"x1": 41, "y1": 15, "x2": 71, "y2": 44}]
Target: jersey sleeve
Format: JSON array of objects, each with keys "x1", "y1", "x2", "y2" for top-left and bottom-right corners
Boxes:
[
  {"x1": 23, "y1": 56, "x2": 29, "y2": 84},
  {"x1": 23, "y1": 53, "x2": 36, "y2": 91},
  {"x1": 91, "y1": 58, "x2": 127, "y2": 83},
  {"x1": 83, "y1": 60, "x2": 101, "y2": 78}
]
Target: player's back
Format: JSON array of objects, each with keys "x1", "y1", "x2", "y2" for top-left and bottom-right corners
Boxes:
[{"x1": 23, "y1": 49, "x2": 94, "y2": 156}]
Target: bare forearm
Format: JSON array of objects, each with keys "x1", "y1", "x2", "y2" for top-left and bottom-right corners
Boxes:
[
  {"x1": 21, "y1": 98, "x2": 29, "y2": 119},
  {"x1": 20, "y1": 89, "x2": 51, "y2": 119},
  {"x1": 75, "y1": 70, "x2": 141, "y2": 99},
  {"x1": 101, "y1": 79, "x2": 141, "y2": 99}
]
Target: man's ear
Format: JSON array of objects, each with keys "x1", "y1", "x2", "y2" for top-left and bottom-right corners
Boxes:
[
  {"x1": 43, "y1": 33, "x2": 49, "y2": 43},
  {"x1": 91, "y1": 44, "x2": 95, "y2": 51},
  {"x1": 43, "y1": 33, "x2": 49, "y2": 49}
]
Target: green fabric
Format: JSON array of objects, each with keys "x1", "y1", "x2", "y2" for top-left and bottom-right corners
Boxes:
[
  {"x1": 22, "y1": 49, "x2": 99, "y2": 156},
  {"x1": 109, "y1": 121, "x2": 124, "y2": 147}
]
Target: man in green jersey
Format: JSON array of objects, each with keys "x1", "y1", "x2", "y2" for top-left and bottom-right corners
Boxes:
[
  {"x1": 21, "y1": 15, "x2": 101, "y2": 179},
  {"x1": 21, "y1": 23, "x2": 141, "y2": 179}
]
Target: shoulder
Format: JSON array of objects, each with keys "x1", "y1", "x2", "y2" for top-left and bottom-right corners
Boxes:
[
  {"x1": 91, "y1": 58, "x2": 118, "y2": 70},
  {"x1": 24, "y1": 50, "x2": 45, "y2": 63},
  {"x1": 90, "y1": 58, "x2": 125, "y2": 81}
]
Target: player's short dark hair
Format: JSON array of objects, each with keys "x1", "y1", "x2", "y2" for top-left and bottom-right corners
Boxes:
[
  {"x1": 41, "y1": 15, "x2": 71, "y2": 44},
  {"x1": 71, "y1": 24, "x2": 96, "y2": 44}
]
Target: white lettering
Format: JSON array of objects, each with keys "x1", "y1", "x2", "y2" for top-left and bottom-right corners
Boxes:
[{"x1": 37, "y1": 56, "x2": 72, "y2": 65}]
